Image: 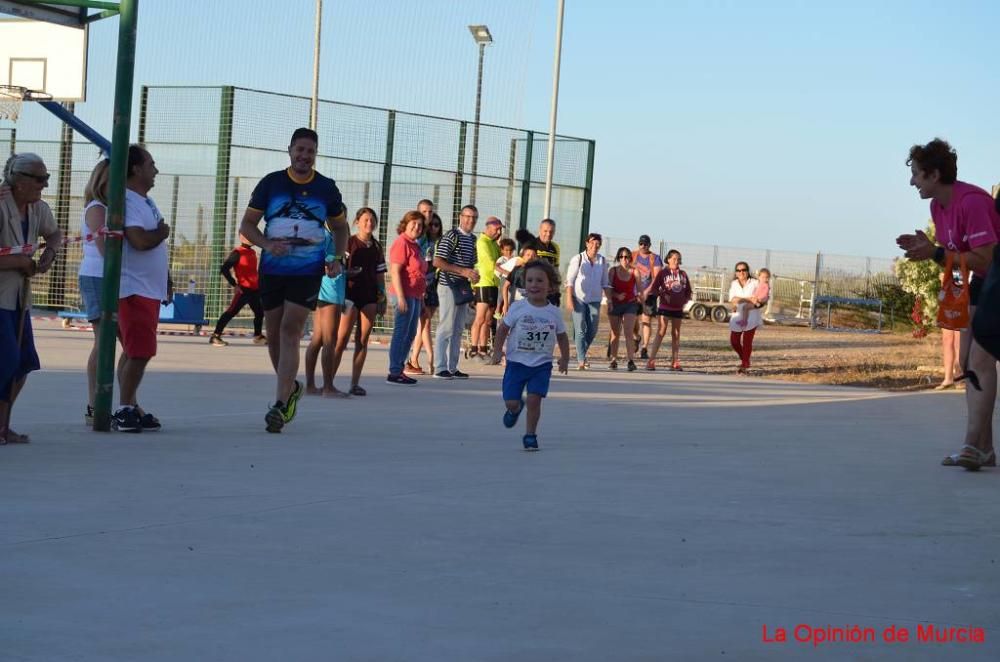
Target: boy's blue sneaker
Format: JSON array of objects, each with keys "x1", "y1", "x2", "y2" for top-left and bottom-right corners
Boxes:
[
  {"x1": 522, "y1": 434, "x2": 539, "y2": 451},
  {"x1": 503, "y1": 400, "x2": 524, "y2": 428}
]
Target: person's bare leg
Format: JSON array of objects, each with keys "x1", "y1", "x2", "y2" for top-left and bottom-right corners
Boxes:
[
  {"x1": 525, "y1": 393, "x2": 542, "y2": 435},
  {"x1": 275, "y1": 303, "x2": 309, "y2": 404},
  {"x1": 304, "y1": 309, "x2": 324, "y2": 394},
  {"x1": 963, "y1": 337, "x2": 997, "y2": 453},
  {"x1": 671, "y1": 318, "x2": 682, "y2": 366},
  {"x1": 264, "y1": 306, "x2": 284, "y2": 373},
  {"x1": 320, "y1": 305, "x2": 345, "y2": 396},
  {"x1": 641, "y1": 314, "x2": 652, "y2": 352},
  {"x1": 0, "y1": 376, "x2": 27, "y2": 439},
  {"x1": 623, "y1": 313, "x2": 637, "y2": 361},
  {"x1": 119, "y1": 357, "x2": 149, "y2": 406},
  {"x1": 941, "y1": 328, "x2": 957, "y2": 385},
  {"x1": 351, "y1": 305, "x2": 376, "y2": 388},
  {"x1": 470, "y1": 302, "x2": 490, "y2": 353},
  {"x1": 607, "y1": 314, "x2": 622, "y2": 361},
  {"x1": 423, "y1": 307, "x2": 436, "y2": 369},
  {"x1": 86, "y1": 328, "x2": 99, "y2": 408},
  {"x1": 648, "y1": 316, "x2": 668, "y2": 360}
]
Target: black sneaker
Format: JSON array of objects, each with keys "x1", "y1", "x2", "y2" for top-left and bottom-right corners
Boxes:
[
  {"x1": 209, "y1": 334, "x2": 228, "y2": 347},
  {"x1": 386, "y1": 373, "x2": 417, "y2": 385},
  {"x1": 265, "y1": 402, "x2": 286, "y2": 433},
  {"x1": 433, "y1": 371, "x2": 454, "y2": 380},
  {"x1": 627, "y1": 359, "x2": 637, "y2": 372},
  {"x1": 139, "y1": 412, "x2": 161, "y2": 431},
  {"x1": 451, "y1": 370, "x2": 470, "y2": 379},
  {"x1": 85, "y1": 405, "x2": 94, "y2": 426},
  {"x1": 111, "y1": 406, "x2": 142, "y2": 433},
  {"x1": 640, "y1": 347, "x2": 649, "y2": 359}
]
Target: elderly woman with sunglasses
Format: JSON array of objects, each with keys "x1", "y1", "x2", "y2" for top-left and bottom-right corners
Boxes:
[
  {"x1": 728, "y1": 261, "x2": 762, "y2": 374},
  {"x1": 0, "y1": 153, "x2": 62, "y2": 444}
]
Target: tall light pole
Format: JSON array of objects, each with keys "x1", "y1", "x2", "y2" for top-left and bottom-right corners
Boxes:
[
  {"x1": 468, "y1": 24, "x2": 492, "y2": 205},
  {"x1": 542, "y1": 0, "x2": 565, "y2": 219},
  {"x1": 310, "y1": 0, "x2": 322, "y2": 130}
]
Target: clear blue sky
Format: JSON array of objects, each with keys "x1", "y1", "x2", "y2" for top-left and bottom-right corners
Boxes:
[{"x1": 9, "y1": 0, "x2": 1000, "y2": 258}]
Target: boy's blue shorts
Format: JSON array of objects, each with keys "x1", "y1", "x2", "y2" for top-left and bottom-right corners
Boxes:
[{"x1": 502, "y1": 361, "x2": 553, "y2": 401}]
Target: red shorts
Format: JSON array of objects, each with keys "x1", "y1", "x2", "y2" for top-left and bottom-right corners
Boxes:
[{"x1": 118, "y1": 295, "x2": 160, "y2": 359}]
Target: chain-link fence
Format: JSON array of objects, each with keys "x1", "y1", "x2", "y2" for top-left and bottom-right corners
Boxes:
[
  {"x1": 599, "y1": 234, "x2": 898, "y2": 324},
  {"x1": 7, "y1": 86, "x2": 595, "y2": 333}
]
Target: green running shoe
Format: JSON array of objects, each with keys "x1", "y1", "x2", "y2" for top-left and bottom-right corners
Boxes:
[{"x1": 284, "y1": 380, "x2": 304, "y2": 423}]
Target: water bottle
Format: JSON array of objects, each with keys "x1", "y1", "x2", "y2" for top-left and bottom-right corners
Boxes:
[{"x1": 187, "y1": 277, "x2": 196, "y2": 294}]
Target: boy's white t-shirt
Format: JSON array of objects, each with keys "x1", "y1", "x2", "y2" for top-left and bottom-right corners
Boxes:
[
  {"x1": 495, "y1": 255, "x2": 519, "y2": 280},
  {"x1": 502, "y1": 298, "x2": 566, "y2": 367}
]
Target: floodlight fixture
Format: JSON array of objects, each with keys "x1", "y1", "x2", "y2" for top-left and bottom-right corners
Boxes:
[{"x1": 468, "y1": 24, "x2": 493, "y2": 46}]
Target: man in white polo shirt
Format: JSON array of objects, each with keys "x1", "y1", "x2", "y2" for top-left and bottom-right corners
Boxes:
[
  {"x1": 565, "y1": 232, "x2": 611, "y2": 369},
  {"x1": 113, "y1": 145, "x2": 171, "y2": 433}
]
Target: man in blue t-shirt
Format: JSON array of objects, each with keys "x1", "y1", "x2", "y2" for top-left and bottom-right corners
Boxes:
[{"x1": 240, "y1": 127, "x2": 349, "y2": 433}]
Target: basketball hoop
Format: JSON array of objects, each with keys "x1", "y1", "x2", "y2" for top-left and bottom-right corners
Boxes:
[{"x1": 0, "y1": 85, "x2": 54, "y2": 122}]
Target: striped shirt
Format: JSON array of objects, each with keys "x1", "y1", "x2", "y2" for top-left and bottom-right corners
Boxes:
[{"x1": 435, "y1": 228, "x2": 477, "y2": 286}]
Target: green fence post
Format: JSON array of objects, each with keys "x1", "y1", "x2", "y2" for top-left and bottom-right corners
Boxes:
[
  {"x1": 518, "y1": 131, "x2": 533, "y2": 232},
  {"x1": 505, "y1": 138, "x2": 517, "y2": 228},
  {"x1": 168, "y1": 175, "x2": 179, "y2": 272},
  {"x1": 49, "y1": 101, "x2": 74, "y2": 308},
  {"x1": 93, "y1": 0, "x2": 138, "y2": 432},
  {"x1": 209, "y1": 85, "x2": 234, "y2": 320},
  {"x1": 578, "y1": 139, "x2": 596, "y2": 251},
  {"x1": 453, "y1": 121, "x2": 467, "y2": 228},
  {"x1": 379, "y1": 110, "x2": 395, "y2": 249},
  {"x1": 8, "y1": 127, "x2": 15, "y2": 156}
]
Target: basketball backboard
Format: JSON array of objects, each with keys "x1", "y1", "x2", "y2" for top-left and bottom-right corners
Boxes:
[
  {"x1": 0, "y1": 18, "x2": 88, "y2": 101},
  {"x1": 0, "y1": 2, "x2": 87, "y2": 27}
]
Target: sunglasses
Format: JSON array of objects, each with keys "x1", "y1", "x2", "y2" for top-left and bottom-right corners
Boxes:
[
  {"x1": 17, "y1": 171, "x2": 50, "y2": 185},
  {"x1": 736, "y1": 268, "x2": 749, "y2": 272}
]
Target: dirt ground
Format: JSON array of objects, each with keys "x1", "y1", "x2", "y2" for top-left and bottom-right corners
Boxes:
[{"x1": 623, "y1": 319, "x2": 947, "y2": 391}]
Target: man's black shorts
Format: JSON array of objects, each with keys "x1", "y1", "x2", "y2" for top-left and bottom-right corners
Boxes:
[
  {"x1": 474, "y1": 286, "x2": 499, "y2": 307},
  {"x1": 642, "y1": 294, "x2": 658, "y2": 317},
  {"x1": 259, "y1": 274, "x2": 324, "y2": 311}
]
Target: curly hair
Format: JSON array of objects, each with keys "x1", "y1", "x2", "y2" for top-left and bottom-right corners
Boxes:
[{"x1": 907, "y1": 138, "x2": 958, "y2": 184}]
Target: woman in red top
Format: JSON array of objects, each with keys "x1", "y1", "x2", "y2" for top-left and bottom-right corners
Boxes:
[
  {"x1": 644, "y1": 249, "x2": 692, "y2": 371},
  {"x1": 387, "y1": 211, "x2": 427, "y2": 385},
  {"x1": 606, "y1": 247, "x2": 640, "y2": 371}
]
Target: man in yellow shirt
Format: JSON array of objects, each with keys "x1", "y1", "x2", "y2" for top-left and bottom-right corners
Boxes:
[{"x1": 469, "y1": 217, "x2": 504, "y2": 359}]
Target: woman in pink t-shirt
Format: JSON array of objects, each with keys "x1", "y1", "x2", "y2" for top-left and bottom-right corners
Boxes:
[{"x1": 387, "y1": 211, "x2": 427, "y2": 385}]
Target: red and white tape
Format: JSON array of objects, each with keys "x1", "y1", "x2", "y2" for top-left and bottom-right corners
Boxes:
[{"x1": 0, "y1": 227, "x2": 125, "y2": 256}]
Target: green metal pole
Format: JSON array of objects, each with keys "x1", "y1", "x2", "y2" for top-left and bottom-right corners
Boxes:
[
  {"x1": 209, "y1": 86, "x2": 234, "y2": 321},
  {"x1": 453, "y1": 121, "x2": 467, "y2": 229},
  {"x1": 578, "y1": 139, "x2": 595, "y2": 251},
  {"x1": 93, "y1": 0, "x2": 137, "y2": 432},
  {"x1": 379, "y1": 110, "x2": 395, "y2": 250},
  {"x1": 518, "y1": 131, "x2": 533, "y2": 232}
]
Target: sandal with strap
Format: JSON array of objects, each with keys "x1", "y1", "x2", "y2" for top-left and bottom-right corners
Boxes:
[
  {"x1": 349, "y1": 384, "x2": 367, "y2": 396},
  {"x1": 956, "y1": 445, "x2": 996, "y2": 471},
  {"x1": 942, "y1": 447, "x2": 997, "y2": 467},
  {"x1": 0, "y1": 428, "x2": 30, "y2": 444}
]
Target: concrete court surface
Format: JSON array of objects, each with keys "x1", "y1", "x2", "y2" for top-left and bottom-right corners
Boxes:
[{"x1": 2, "y1": 320, "x2": 999, "y2": 662}]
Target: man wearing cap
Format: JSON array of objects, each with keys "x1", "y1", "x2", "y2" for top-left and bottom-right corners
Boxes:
[
  {"x1": 469, "y1": 216, "x2": 504, "y2": 359},
  {"x1": 536, "y1": 218, "x2": 561, "y2": 305},
  {"x1": 633, "y1": 234, "x2": 662, "y2": 359}
]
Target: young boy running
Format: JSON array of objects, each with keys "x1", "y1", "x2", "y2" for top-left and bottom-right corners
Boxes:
[{"x1": 491, "y1": 260, "x2": 570, "y2": 451}]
